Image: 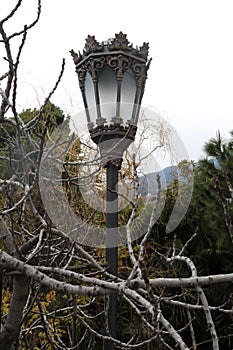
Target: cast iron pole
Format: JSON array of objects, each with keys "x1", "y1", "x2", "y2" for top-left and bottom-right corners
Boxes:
[
  {"x1": 104, "y1": 161, "x2": 119, "y2": 350},
  {"x1": 0, "y1": 272, "x2": 2, "y2": 332}
]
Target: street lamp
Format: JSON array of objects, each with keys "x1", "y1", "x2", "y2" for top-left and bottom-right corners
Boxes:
[{"x1": 71, "y1": 32, "x2": 151, "y2": 349}]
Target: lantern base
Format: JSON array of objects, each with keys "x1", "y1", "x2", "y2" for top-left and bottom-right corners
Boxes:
[{"x1": 90, "y1": 124, "x2": 137, "y2": 166}]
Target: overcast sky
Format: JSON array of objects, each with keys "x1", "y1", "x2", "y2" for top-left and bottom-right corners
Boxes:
[{"x1": 1, "y1": 0, "x2": 233, "y2": 162}]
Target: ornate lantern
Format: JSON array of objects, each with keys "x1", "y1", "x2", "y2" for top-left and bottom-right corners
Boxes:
[{"x1": 71, "y1": 32, "x2": 151, "y2": 162}]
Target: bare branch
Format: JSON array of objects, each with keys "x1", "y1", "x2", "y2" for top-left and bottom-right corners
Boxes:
[{"x1": 0, "y1": 0, "x2": 23, "y2": 25}]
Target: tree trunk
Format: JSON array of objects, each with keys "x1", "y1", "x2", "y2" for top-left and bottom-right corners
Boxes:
[{"x1": 0, "y1": 273, "x2": 29, "y2": 350}]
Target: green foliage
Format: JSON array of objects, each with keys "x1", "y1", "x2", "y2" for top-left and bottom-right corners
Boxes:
[
  {"x1": 192, "y1": 131, "x2": 233, "y2": 274},
  {"x1": 0, "y1": 101, "x2": 65, "y2": 179},
  {"x1": 147, "y1": 131, "x2": 233, "y2": 348}
]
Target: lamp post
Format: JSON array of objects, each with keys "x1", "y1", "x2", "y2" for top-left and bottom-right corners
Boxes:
[{"x1": 71, "y1": 32, "x2": 151, "y2": 349}]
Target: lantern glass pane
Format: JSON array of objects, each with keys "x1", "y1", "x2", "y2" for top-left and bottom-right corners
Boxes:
[
  {"x1": 98, "y1": 66, "x2": 117, "y2": 122},
  {"x1": 121, "y1": 68, "x2": 136, "y2": 122},
  {"x1": 85, "y1": 72, "x2": 97, "y2": 123}
]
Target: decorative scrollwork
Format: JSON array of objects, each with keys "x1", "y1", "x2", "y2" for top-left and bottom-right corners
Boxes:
[
  {"x1": 107, "y1": 55, "x2": 131, "y2": 81},
  {"x1": 132, "y1": 61, "x2": 146, "y2": 87},
  {"x1": 70, "y1": 49, "x2": 82, "y2": 65},
  {"x1": 85, "y1": 56, "x2": 105, "y2": 82},
  {"x1": 77, "y1": 67, "x2": 87, "y2": 90},
  {"x1": 71, "y1": 32, "x2": 150, "y2": 67},
  {"x1": 84, "y1": 35, "x2": 103, "y2": 55},
  {"x1": 108, "y1": 32, "x2": 132, "y2": 51},
  {"x1": 138, "y1": 42, "x2": 149, "y2": 60}
]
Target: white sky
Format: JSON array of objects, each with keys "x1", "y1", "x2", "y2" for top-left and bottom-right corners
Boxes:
[{"x1": 1, "y1": 0, "x2": 233, "y2": 162}]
